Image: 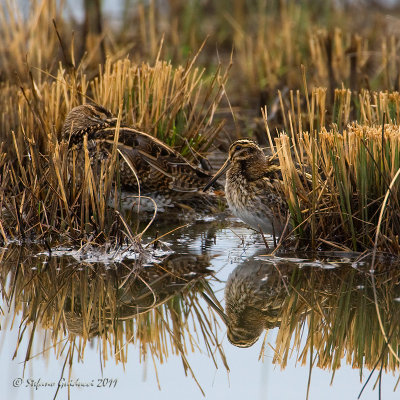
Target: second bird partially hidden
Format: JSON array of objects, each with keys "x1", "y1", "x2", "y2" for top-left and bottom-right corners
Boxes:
[{"x1": 63, "y1": 104, "x2": 218, "y2": 209}]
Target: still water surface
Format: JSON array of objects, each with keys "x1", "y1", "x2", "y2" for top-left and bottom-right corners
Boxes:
[{"x1": 1, "y1": 218, "x2": 400, "y2": 400}]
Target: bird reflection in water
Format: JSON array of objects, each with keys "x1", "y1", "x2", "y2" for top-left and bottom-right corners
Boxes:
[
  {"x1": 204, "y1": 259, "x2": 291, "y2": 348},
  {"x1": 206, "y1": 251, "x2": 400, "y2": 384}
]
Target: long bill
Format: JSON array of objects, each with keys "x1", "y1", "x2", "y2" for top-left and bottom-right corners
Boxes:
[
  {"x1": 201, "y1": 292, "x2": 229, "y2": 325},
  {"x1": 202, "y1": 158, "x2": 231, "y2": 192}
]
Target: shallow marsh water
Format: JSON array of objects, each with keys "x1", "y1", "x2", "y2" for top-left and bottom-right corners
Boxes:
[{"x1": 1, "y1": 216, "x2": 400, "y2": 400}]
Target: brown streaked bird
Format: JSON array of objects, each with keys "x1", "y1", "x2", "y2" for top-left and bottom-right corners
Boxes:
[
  {"x1": 63, "y1": 104, "x2": 219, "y2": 205},
  {"x1": 203, "y1": 260, "x2": 289, "y2": 348},
  {"x1": 62, "y1": 103, "x2": 118, "y2": 142},
  {"x1": 203, "y1": 139, "x2": 288, "y2": 234}
]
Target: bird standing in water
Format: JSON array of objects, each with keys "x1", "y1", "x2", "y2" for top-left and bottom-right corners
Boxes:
[
  {"x1": 63, "y1": 103, "x2": 219, "y2": 207},
  {"x1": 203, "y1": 139, "x2": 288, "y2": 234}
]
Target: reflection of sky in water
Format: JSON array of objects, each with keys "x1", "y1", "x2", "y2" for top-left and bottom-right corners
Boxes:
[
  {"x1": 1, "y1": 224, "x2": 400, "y2": 400},
  {"x1": 5, "y1": 324, "x2": 399, "y2": 400}
]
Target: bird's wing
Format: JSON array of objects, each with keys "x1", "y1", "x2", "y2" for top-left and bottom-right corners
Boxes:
[{"x1": 102, "y1": 127, "x2": 214, "y2": 192}]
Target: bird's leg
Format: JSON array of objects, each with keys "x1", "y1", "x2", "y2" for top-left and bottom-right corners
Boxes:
[{"x1": 259, "y1": 226, "x2": 270, "y2": 250}]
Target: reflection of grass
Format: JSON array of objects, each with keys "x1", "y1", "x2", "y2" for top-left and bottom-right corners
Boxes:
[
  {"x1": 0, "y1": 246, "x2": 227, "y2": 393},
  {"x1": 223, "y1": 258, "x2": 400, "y2": 395},
  {"x1": 269, "y1": 261, "x2": 400, "y2": 380}
]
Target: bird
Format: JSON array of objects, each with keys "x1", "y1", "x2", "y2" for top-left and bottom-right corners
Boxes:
[
  {"x1": 63, "y1": 103, "x2": 220, "y2": 208},
  {"x1": 202, "y1": 259, "x2": 289, "y2": 348},
  {"x1": 224, "y1": 261, "x2": 289, "y2": 347},
  {"x1": 203, "y1": 138, "x2": 289, "y2": 234}
]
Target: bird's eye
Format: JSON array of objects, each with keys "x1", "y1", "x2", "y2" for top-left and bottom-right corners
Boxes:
[
  {"x1": 96, "y1": 113, "x2": 108, "y2": 121},
  {"x1": 235, "y1": 145, "x2": 242, "y2": 151}
]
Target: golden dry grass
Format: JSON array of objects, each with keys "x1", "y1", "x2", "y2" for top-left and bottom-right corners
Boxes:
[
  {"x1": 0, "y1": 49, "x2": 228, "y2": 243},
  {"x1": 262, "y1": 88, "x2": 400, "y2": 253},
  {"x1": 0, "y1": 0, "x2": 233, "y2": 244}
]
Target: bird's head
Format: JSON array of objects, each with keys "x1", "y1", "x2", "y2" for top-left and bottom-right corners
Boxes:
[
  {"x1": 203, "y1": 139, "x2": 267, "y2": 191},
  {"x1": 227, "y1": 139, "x2": 265, "y2": 163},
  {"x1": 62, "y1": 103, "x2": 117, "y2": 141}
]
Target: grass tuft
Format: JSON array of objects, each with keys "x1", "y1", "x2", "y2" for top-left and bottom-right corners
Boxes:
[{"x1": 264, "y1": 88, "x2": 400, "y2": 253}]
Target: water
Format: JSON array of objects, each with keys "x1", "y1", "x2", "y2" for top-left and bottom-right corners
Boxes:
[{"x1": 1, "y1": 217, "x2": 400, "y2": 400}]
